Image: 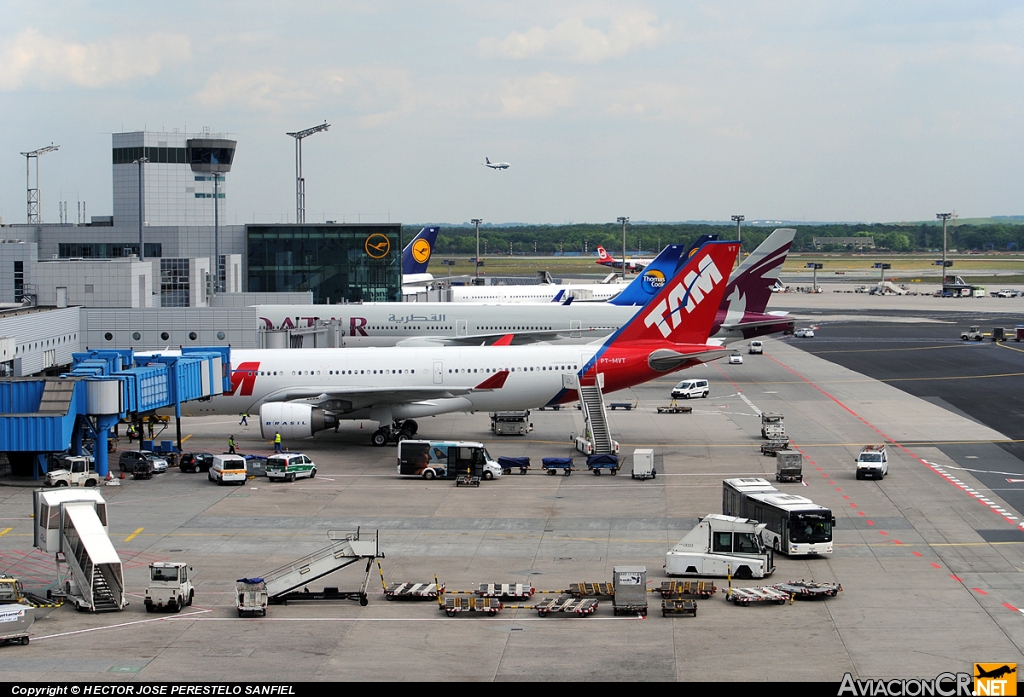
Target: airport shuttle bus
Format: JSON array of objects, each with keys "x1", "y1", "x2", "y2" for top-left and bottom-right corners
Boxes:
[{"x1": 722, "y1": 478, "x2": 834, "y2": 555}]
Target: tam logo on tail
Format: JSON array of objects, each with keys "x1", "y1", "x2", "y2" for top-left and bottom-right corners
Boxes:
[{"x1": 643, "y1": 254, "x2": 724, "y2": 338}]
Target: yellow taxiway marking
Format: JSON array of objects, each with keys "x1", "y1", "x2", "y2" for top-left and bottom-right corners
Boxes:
[
  {"x1": 0, "y1": 528, "x2": 11, "y2": 538},
  {"x1": 181, "y1": 434, "x2": 192, "y2": 443},
  {"x1": 124, "y1": 527, "x2": 144, "y2": 542}
]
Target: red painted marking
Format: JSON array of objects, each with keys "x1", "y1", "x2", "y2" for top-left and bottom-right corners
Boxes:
[
  {"x1": 949, "y1": 572, "x2": 959, "y2": 579},
  {"x1": 858, "y1": 511, "x2": 866, "y2": 516},
  {"x1": 835, "y1": 488, "x2": 842, "y2": 492},
  {"x1": 973, "y1": 588, "x2": 988, "y2": 595},
  {"x1": 931, "y1": 563, "x2": 942, "y2": 569},
  {"x1": 866, "y1": 520, "x2": 874, "y2": 525},
  {"x1": 893, "y1": 540, "x2": 902, "y2": 545},
  {"x1": 1003, "y1": 602, "x2": 1020, "y2": 612},
  {"x1": 842, "y1": 495, "x2": 849, "y2": 500},
  {"x1": 816, "y1": 467, "x2": 822, "y2": 471},
  {"x1": 829, "y1": 480, "x2": 835, "y2": 485},
  {"x1": 912, "y1": 551, "x2": 923, "y2": 557},
  {"x1": 879, "y1": 530, "x2": 888, "y2": 536},
  {"x1": 849, "y1": 503, "x2": 857, "y2": 508}
]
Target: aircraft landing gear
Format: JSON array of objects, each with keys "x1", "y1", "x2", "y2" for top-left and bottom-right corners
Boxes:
[{"x1": 370, "y1": 420, "x2": 419, "y2": 446}]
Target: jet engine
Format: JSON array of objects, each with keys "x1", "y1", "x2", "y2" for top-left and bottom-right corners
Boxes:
[{"x1": 259, "y1": 403, "x2": 338, "y2": 440}]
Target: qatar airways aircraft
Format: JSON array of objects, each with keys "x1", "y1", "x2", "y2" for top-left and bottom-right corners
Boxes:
[
  {"x1": 179, "y1": 241, "x2": 739, "y2": 446},
  {"x1": 254, "y1": 228, "x2": 796, "y2": 347}
]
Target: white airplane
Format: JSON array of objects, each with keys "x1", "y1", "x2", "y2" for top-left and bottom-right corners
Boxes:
[
  {"x1": 178, "y1": 241, "x2": 739, "y2": 446},
  {"x1": 484, "y1": 157, "x2": 510, "y2": 170},
  {"x1": 596, "y1": 246, "x2": 650, "y2": 272},
  {"x1": 254, "y1": 228, "x2": 797, "y2": 347}
]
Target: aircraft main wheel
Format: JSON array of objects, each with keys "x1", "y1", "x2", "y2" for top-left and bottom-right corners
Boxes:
[
  {"x1": 371, "y1": 430, "x2": 389, "y2": 447},
  {"x1": 403, "y1": 420, "x2": 418, "y2": 435}
]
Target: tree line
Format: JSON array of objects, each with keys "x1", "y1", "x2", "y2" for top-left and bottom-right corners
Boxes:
[{"x1": 404, "y1": 222, "x2": 1024, "y2": 256}]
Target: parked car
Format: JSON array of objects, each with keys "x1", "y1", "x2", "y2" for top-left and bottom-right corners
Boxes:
[
  {"x1": 144, "y1": 453, "x2": 169, "y2": 473},
  {"x1": 266, "y1": 453, "x2": 317, "y2": 482},
  {"x1": 748, "y1": 340, "x2": 763, "y2": 354},
  {"x1": 994, "y1": 289, "x2": 1019, "y2": 298},
  {"x1": 728, "y1": 351, "x2": 744, "y2": 365},
  {"x1": 179, "y1": 453, "x2": 214, "y2": 473},
  {"x1": 794, "y1": 327, "x2": 815, "y2": 338},
  {"x1": 671, "y1": 379, "x2": 709, "y2": 399}
]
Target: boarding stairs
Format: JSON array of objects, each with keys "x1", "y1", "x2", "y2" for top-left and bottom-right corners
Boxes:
[
  {"x1": 58, "y1": 502, "x2": 125, "y2": 612},
  {"x1": 575, "y1": 380, "x2": 619, "y2": 456},
  {"x1": 262, "y1": 529, "x2": 382, "y2": 600}
]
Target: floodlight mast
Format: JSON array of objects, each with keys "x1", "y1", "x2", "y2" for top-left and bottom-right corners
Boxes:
[
  {"x1": 21, "y1": 144, "x2": 59, "y2": 223},
  {"x1": 286, "y1": 122, "x2": 330, "y2": 224}
]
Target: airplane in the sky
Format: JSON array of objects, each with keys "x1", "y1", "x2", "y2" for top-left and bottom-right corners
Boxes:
[
  {"x1": 253, "y1": 229, "x2": 796, "y2": 347},
  {"x1": 484, "y1": 157, "x2": 510, "y2": 170},
  {"x1": 180, "y1": 241, "x2": 739, "y2": 446},
  {"x1": 595, "y1": 246, "x2": 651, "y2": 272},
  {"x1": 401, "y1": 226, "x2": 440, "y2": 289}
]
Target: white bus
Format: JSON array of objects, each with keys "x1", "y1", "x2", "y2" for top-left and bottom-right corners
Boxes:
[{"x1": 722, "y1": 478, "x2": 834, "y2": 555}]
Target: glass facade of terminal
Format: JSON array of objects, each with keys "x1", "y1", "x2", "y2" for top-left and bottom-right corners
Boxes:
[{"x1": 246, "y1": 224, "x2": 402, "y2": 303}]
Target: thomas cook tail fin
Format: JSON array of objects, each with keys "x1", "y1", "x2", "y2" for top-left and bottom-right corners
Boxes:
[
  {"x1": 605, "y1": 241, "x2": 739, "y2": 347},
  {"x1": 606, "y1": 243, "x2": 686, "y2": 307}
]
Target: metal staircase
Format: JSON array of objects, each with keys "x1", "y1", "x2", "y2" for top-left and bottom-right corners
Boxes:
[
  {"x1": 574, "y1": 377, "x2": 619, "y2": 456},
  {"x1": 263, "y1": 529, "x2": 382, "y2": 601},
  {"x1": 57, "y1": 500, "x2": 126, "y2": 612}
]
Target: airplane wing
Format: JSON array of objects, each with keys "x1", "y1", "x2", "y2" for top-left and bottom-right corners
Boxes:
[{"x1": 257, "y1": 372, "x2": 509, "y2": 411}]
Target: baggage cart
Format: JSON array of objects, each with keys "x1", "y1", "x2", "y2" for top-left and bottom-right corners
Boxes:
[
  {"x1": 586, "y1": 453, "x2": 619, "y2": 476},
  {"x1": 659, "y1": 580, "x2": 716, "y2": 599},
  {"x1": 761, "y1": 440, "x2": 790, "y2": 456},
  {"x1": 384, "y1": 582, "x2": 443, "y2": 601},
  {"x1": 772, "y1": 580, "x2": 842, "y2": 599},
  {"x1": 567, "y1": 582, "x2": 614, "y2": 598},
  {"x1": 235, "y1": 578, "x2": 268, "y2": 617},
  {"x1": 726, "y1": 585, "x2": 791, "y2": 607},
  {"x1": 0, "y1": 604, "x2": 33, "y2": 646},
  {"x1": 775, "y1": 451, "x2": 803, "y2": 481},
  {"x1": 656, "y1": 404, "x2": 692, "y2": 414},
  {"x1": 631, "y1": 448, "x2": 656, "y2": 480},
  {"x1": 497, "y1": 456, "x2": 531, "y2": 475},
  {"x1": 612, "y1": 566, "x2": 648, "y2": 616},
  {"x1": 661, "y1": 599, "x2": 698, "y2": 617},
  {"x1": 608, "y1": 402, "x2": 634, "y2": 411},
  {"x1": 535, "y1": 595, "x2": 599, "y2": 617},
  {"x1": 475, "y1": 583, "x2": 535, "y2": 599},
  {"x1": 441, "y1": 596, "x2": 502, "y2": 617},
  {"x1": 542, "y1": 457, "x2": 574, "y2": 476}
]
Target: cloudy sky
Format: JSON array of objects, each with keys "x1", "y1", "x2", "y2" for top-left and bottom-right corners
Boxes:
[{"x1": 1, "y1": 1, "x2": 1021, "y2": 225}]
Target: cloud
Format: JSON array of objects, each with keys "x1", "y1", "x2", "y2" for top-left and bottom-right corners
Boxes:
[
  {"x1": 479, "y1": 10, "x2": 668, "y2": 63},
  {"x1": 194, "y1": 66, "x2": 420, "y2": 126},
  {"x1": 0, "y1": 28, "x2": 190, "y2": 90},
  {"x1": 495, "y1": 72, "x2": 577, "y2": 118}
]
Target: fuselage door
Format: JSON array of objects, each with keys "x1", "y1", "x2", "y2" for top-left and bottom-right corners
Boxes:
[
  {"x1": 456, "y1": 320, "x2": 468, "y2": 337},
  {"x1": 433, "y1": 361, "x2": 443, "y2": 384}
]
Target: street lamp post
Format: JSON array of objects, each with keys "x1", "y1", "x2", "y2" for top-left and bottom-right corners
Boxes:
[
  {"x1": 133, "y1": 157, "x2": 149, "y2": 260},
  {"x1": 806, "y1": 263, "x2": 823, "y2": 292},
  {"x1": 617, "y1": 216, "x2": 629, "y2": 280},
  {"x1": 937, "y1": 213, "x2": 953, "y2": 292},
  {"x1": 731, "y1": 215, "x2": 745, "y2": 268},
  {"x1": 472, "y1": 218, "x2": 483, "y2": 281}
]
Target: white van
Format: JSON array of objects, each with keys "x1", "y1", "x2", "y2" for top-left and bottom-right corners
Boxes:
[
  {"x1": 266, "y1": 453, "x2": 316, "y2": 482},
  {"x1": 671, "y1": 379, "x2": 709, "y2": 400},
  {"x1": 209, "y1": 455, "x2": 248, "y2": 485},
  {"x1": 748, "y1": 340, "x2": 763, "y2": 354}
]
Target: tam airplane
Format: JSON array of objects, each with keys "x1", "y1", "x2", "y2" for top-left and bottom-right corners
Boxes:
[
  {"x1": 180, "y1": 241, "x2": 739, "y2": 446},
  {"x1": 484, "y1": 157, "x2": 510, "y2": 170},
  {"x1": 596, "y1": 246, "x2": 650, "y2": 272},
  {"x1": 254, "y1": 228, "x2": 796, "y2": 347}
]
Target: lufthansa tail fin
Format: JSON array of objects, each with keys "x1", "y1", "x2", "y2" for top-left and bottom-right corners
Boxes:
[
  {"x1": 605, "y1": 241, "x2": 739, "y2": 346},
  {"x1": 401, "y1": 226, "x2": 440, "y2": 276},
  {"x1": 724, "y1": 228, "x2": 795, "y2": 315}
]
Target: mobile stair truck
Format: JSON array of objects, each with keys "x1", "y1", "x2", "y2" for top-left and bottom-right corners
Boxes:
[
  {"x1": 33, "y1": 489, "x2": 127, "y2": 612},
  {"x1": 260, "y1": 529, "x2": 382, "y2": 608},
  {"x1": 665, "y1": 514, "x2": 775, "y2": 580}
]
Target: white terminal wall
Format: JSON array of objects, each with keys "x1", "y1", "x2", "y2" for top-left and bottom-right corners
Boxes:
[
  {"x1": 82, "y1": 307, "x2": 259, "y2": 350},
  {"x1": 0, "y1": 307, "x2": 82, "y2": 376},
  {"x1": 33, "y1": 259, "x2": 154, "y2": 308},
  {"x1": 0, "y1": 240, "x2": 37, "y2": 304}
]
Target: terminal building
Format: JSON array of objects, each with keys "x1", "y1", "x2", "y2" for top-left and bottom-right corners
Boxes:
[{"x1": 0, "y1": 128, "x2": 403, "y2": 376}]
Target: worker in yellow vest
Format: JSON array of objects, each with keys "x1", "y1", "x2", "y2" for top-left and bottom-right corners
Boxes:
[{"x1": 274, "y1": 431, "x2": 283, "y2": 453}]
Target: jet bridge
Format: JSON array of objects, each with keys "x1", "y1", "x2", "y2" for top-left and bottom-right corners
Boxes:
[
  {"x1": 33, "y1": 489, "x2": 126, "y2": 612},
  {"x1": 262, "y1": 529, "x2": 382, "y2": 606}
]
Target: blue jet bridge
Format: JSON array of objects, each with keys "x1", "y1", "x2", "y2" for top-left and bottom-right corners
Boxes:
[{"x1": 0, "y1": 347, "x2": 231, "y2": 478}]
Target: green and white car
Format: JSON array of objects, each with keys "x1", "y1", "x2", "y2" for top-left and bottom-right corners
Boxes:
[{"x1": 266, "y1": 453, "x2": 317, "y2": 482}]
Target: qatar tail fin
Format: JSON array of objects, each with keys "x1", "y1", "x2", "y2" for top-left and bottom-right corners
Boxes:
[
  {"x1": 605, "y1": 241, "x2": 739, "y2": 346},
  {"x1": 401, "y1": 226, "x2": 439, "y2": 276},
  {"x1": 724, "y1": 228, "x2": 795, "y2": 315}
]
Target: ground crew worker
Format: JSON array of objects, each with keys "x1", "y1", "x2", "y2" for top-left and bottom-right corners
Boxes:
[
  {"x1": 240, "y1": 413, "x2": 249, "y2": 426},
  {"x1": 274, "y1": 431, "x2": 283, "y2": 453},
  {"x1": 228, "y1": 435, "x2": 237, "y2": 454}
]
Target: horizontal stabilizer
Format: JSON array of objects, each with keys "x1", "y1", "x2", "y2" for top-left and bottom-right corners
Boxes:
[{"x1": 647, "y1": 347, "x2": 730, "y2": 372}]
